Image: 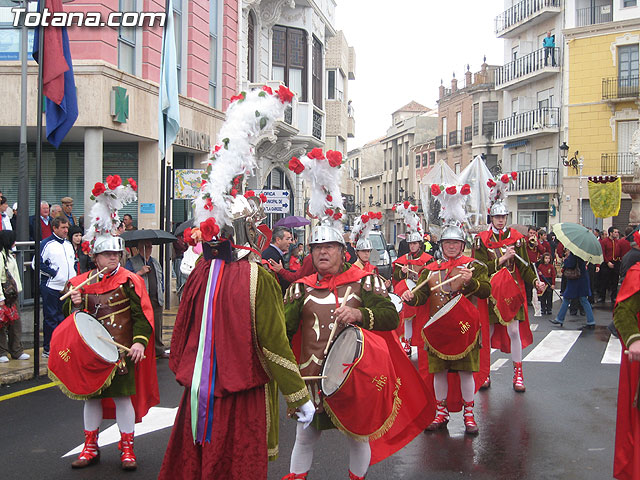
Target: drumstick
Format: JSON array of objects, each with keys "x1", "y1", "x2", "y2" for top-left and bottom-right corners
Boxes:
[
  {"x1": 301, "y1": 375, "x2": 327, "y2": 380},
  {"x1": 414, "y1": 267, "x2": 476, "y2": 294},
  {"x1": 98, "y1": 335, "x2": 147, "y2": 360},
  {"x1": 59, "y1": 267, "x2": 108, "y2": 301},
  {"x1": 323, "y1": 286, "x2": 352, "y2": 355}
]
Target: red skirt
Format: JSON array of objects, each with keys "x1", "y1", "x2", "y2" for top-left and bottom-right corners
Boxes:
[{"x1": 159, "y1": 386, "x2": 267, "y2": 480}]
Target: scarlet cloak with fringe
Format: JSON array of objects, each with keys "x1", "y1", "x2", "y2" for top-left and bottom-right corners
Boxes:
[
  {"x1": 67, "y1": 267, "x2": 159, "y2": 422},
  {"x1": 392, "y1": 252, "x2": 432, "y2": 345}
]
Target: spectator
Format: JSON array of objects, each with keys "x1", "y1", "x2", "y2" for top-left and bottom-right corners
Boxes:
[
  {"x1": 537, "y1": 252, "x2": 555, "y2": 315},
  {"x1": 68, "y1": 225, "x2": 91, "y2": 274},
  {"x1": 343, "y1": 232, "x2": 357, "y2": 264},
  {"x1": 423, "y1": 231, "x2": 434, "y2": 254},
  {"x1": 289, "y1": 243, "x2": 304, "y2": 272},
  {"x1": 0, "y1": 195, "x2": 12, "y2": 231},
  {"x1": 125, "y1": 240, "x2": 166, "y2": 358},
  {"x1": 262, "y1": 226, "x2": 294, "y2": 293},
  {"x1": 525, "y1": 226, "x2": 542, "y2": 306},
  {"x1": 598, "y1": 226, "x2": 622, "y2": 303},
  {"x1": 543, "y1": 31, "x2": 556, "y2": 66},
  {"x1": 39, "y1": 216, "x2": 75, "y2": 357},
  {"x1": 61, "y1": 197, "x2": 77, "y2": 226},
  {"x1": 123, "y1": 214, "x2": 137, "y2": 231},
  {"x1": 78, "y1": 215, "x2": 85, "y2": 231},
  {"x1": 0, "y1": 230, "x2": 29, "y2": 363},
  {"x1": 538, "y1": 229, "x2": 552, "y2": 255},
  {"x1": 50, "y1": 204, "x2": 63, "y2": 219},
  {"x1": 10, "y1": 202, "x2": 17, "y2": 231},
  {"x1": 397, "y1": 235, "x2": 409, "y2": 257},
  {"x1": 347, "y1": 99, "x2": 354, "y2": 118},
  {"x1": 29, "y1": 201, "x2": 53, "y2": 240},
  {"x1": 171, "y1": 233, "x2": 188, "y2": 294},
  {"x1": 619, "y1": 225, "x2": 634, "y2": 260},
  {"x1": 550, "y1": 250, "x2": 596, "y2": 329}
]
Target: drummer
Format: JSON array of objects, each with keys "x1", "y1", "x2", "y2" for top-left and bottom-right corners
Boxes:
[
  {"x1": 61, "y1": 178, "x2": 158, "y2": 471},
  {"x1": 472, "y1": 174, "x2": 545, "y2": 393},
  {"x1": 401, "y1": 184, "x2": 490, "y2": 434},
  {"x1": 392, "y1": 202, "x2": 433, "y2": 356},
  {"x1": 350, "y1": 212, "x2": 391, "y2": 289}
]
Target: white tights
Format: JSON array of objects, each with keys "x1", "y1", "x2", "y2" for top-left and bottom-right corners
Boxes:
[
  {"x1": 290, "y1": 423, "x2": 371, "y2": 477},
  {"x1": 404, "y1": 318, "x2": 413, "y2": 341},
  {"x1": 83, "y1": 397, "x2": 135, "y2": 434},
  {"x1": 489, "y1": 321, "x2": 522, "y2": 363},
  {"x1": 433, "y1": 371, "x2": 475, "y2": 403}
]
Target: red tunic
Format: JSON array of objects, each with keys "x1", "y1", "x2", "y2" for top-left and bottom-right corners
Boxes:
[
  {"x1": 601, "y1": 237, "x2": 622, "y2": 262},
  {"x1": 392, "y1": 252, "x2": 433, "y2": 344}
]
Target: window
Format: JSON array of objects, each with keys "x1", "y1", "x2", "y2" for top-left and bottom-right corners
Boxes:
[
  {"x1": 422, "y1": 153, "x2": 428, "y2": 166},
  {"x1": 537, "y1": 88, "x2": 554, "y2": 109},
  {"x1": 456, "y1": 111, "x2": 462, "y2": 132},
  {"x1": 326, "y1": 70, "x2": 344, "y2": 101},
  {"x1": 273, "y1": 26, "x2": 307, "y2": 102},
  {"x1": 442, "y1": 117, "x2": 447, "y2": 148},
  {"x1": 624, "y1": 0, "x2": 637, "y2": 7},
  {"x1": 473, "y1": 103, "x2": 479, "y2": 135},
  {"x1": 383, "y1": 183, "x2": 386, "y2": 204},
  {"x1": 536, "y1": 148, "x2": 552, "y2": 168},
  {"x1": 118, "y1": 0, "x2": 136, "y2": 74},
  {"x1": 377, "y1": 185, "x2": 380, "y2": 203},
  {"x1": 312, "y1": 37, "x2": 322, "y2": 109},
  {"x1": 174, "y1": 0, "x2": 183, "y2": 92},
  {"x1": 209, "y1": 0, "x2": 219, "y2": 107},
  {"x1": 619, "y1": 44, "x2": 639, "y2": 80},
  {"x1": 429, "y1": 151, "x2": 436, "y2": 164},
  {"x1": 247, "y1": 10, "x2": 255, "y2": 82},
  {"x1": 415, "y1": 155, "x2": 421, "y2": 168},
  {"x1": 405, "y1": 142, "x2": 409, "y2": 166}
]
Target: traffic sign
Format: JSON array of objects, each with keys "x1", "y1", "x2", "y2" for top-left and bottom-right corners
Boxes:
[
  {"x1": 255, "y1": 190, "x2": 291, "y2": 214},
  {"x1": 255, "y1": 189, "x2": 290, "y2": 199}
]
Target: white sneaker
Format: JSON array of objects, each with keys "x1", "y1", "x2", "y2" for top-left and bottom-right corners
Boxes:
[
  {"x1": 17, "y1": 353, "x2": 30, "y2": 360},
  {"x1": 0, "y1": 355, "x2": 9, "y2": 363}
]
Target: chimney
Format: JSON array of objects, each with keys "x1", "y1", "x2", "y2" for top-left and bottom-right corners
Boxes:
[
  {"x1": 439, "y1": 79, "x2": 445, "y2": 99},
  {"x1": 465, "y1": 64, "x2": 472, "y2": 86},
  {"x1": 451, "y1": 73, "x2": 457, "y2": 93}
]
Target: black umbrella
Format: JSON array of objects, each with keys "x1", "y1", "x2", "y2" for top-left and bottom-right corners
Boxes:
[
  {"x1": 174, "y1": 219, "x2": 194, "y2": 237},
  {"x1": 120, "y1": 229, "x2": 177, "y2": 247}
]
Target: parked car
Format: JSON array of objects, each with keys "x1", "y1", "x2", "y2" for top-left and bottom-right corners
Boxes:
[{"x1": 368, "y1": 230, "x2": 397, "y2": 280}]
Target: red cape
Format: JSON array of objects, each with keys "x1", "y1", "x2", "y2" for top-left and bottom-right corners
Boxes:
[
  {"x1": 392, "y1": 252, "x2": 432, "y2": 343},
  {"x1": 614, "y1": 265, "x2": 640, "y2": 480},
  {"x1": 69, "y1": 267, "x2": 159, "y2": 422},
  {"x1": 392, "y1": 252, "x2": 433, "y2": 267},
  {"x1": 477, "y1": 228, "x2": 524, "y2": 249}
]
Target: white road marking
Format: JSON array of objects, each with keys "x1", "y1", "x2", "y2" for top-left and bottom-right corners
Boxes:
[
  {"x1": 530, "y1": 323, "x2": 538, "y2": 331},
  {"x1": 523, "y1": 330, "x2": 581, "y2": 363},
  {"x1": 490, "y1": 358, "x2": 509, "y2": 371},
  {"x1": 63, "y1": 406, "x2": 178, "y2": 457},
  {"x1": 602, "y1": 335, "x2": 622, "y2": 365}
]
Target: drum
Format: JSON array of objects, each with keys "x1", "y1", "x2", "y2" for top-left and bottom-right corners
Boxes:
[
  {"x1": 48, "y1": 311, "x2": 120, "y2": 399},
  {"x1": 388, "y1": 293, "x2": 403, "y2": 313},
  {"x1": 321, "y1": 326, "x2": 401, "y2": 440},
  {"x1": 394, "y1": 278, "x2": 416, "y2": 296},
  {"x1": 490, "y1": 268, "x2": 525, "y2": 323}
]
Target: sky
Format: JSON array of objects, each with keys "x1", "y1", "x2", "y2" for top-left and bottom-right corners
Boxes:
[{"x1": 334, "y1": 0, "x2": 505, "y2": 150}]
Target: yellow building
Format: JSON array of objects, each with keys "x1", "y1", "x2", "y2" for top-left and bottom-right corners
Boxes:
[{"x1": 564, "y1": 5, "x2": 640, "y2": 229}]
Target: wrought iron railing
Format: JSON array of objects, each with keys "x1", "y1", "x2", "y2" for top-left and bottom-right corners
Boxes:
[
  {"x1": 464, "y1": 126, "x2": 473, "y2": 142},
  {"x1": 576, "y1": 3, "x2": 613, "y2": 27},
  {"x1": 494, "y1": 107, "x2": 559, "y2": 140},
  {"x1": 602, "y1": 76, "x2": 640, "y2": 100},
  {"x1": 495, "y1": 0, "x2": 560, "y2": 35},
  {"x1": 495, "y1": 47, "x2": 559, "y2": 87},
  {"x1": 449, "y1": 130, "x2": 462, "y2": 147},
  {"x1": 435, "y1": 134, "x2": 446, "y2": 150},
  {"x1": 510, "y1": 167, "x2": 559, "y2": 191},
  {"x1": 601, "y1": 152, "x2": 636, "y2": 176},
  {"x1": 312, "y1": 110, "x2": 323, "y2": 140}
]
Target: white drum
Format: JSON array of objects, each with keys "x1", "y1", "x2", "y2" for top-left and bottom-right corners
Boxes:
[
  {"x1": 388, "y1": 293, "x2": 403, "y2": 313},
  {"x1": 74, "y1": 311, "x2": 120, "y2": 363}
]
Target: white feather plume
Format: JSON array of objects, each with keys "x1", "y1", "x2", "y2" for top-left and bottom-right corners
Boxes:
[
  {"x1": 350, "y1": 211, "x2": 381, "y2": 244},
  {"x1": 488, "y1": 172, "x2": 517, "y2": 210},
  {"x1": 84, "y1": 177, "x2": 137, "y2": 247},
  {"x1": 394, "y1": 202, "x2": 422, "y2": 235},
  {"x1": 432, "y1": 184, "x2": 470, "y2": 227}
]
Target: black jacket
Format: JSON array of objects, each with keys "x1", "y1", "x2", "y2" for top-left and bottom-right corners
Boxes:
[{"x1": 262, "y1": 244, "x2": 290, "y2": 294}]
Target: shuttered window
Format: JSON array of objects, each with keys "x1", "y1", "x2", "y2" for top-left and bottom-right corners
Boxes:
[{"x1": 103, "y1": 144, "x2": 138, "y2": 222}]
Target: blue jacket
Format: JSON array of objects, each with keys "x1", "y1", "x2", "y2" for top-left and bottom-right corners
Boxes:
[
  {"x1": 562, "y1": 253, "x2": 591, "y2": 299},
  {"x1": 543, "y1": 36, "x2": 555, "y2": 48}
]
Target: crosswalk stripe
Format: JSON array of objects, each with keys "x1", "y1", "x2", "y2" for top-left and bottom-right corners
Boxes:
[
  {"x1": 602, "y1": 335, "x2": 622, "y2": 364},
  {"x1": 490, "y1": 358, "x2": 509, "y2": 371},
  {"x1": 523, "y1": 330, "x2": 581, "y2": 363}
]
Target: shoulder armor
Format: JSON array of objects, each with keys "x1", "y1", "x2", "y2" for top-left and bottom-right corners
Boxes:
[
  {"x1": 475, "y1": 236, "x2": 482, "y2": 249},
  {"x1": 361, "y1": 274, "x2": 373, "y2": 292},
  {"x1": 284, "y1": 282, "x2": 304, "y2": 304},
  {"x1": 516, "y1": 238, "x2": 522, "y2": 247}
]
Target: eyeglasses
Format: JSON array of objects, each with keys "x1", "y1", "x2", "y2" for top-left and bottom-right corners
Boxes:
[{"x1": 312, "y1": 243, "x2": 341, "y2": 252}]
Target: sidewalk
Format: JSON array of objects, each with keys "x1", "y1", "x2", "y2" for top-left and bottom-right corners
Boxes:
[{"x1": 0, "y1": 304, "x2": 180, "y2": 386}]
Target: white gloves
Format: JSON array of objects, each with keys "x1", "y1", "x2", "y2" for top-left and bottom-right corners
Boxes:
[{"x1": 295, "y1": 400, "x2": 316, "y2": 429}]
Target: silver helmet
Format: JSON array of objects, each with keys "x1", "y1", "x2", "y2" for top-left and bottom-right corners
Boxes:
[
  {"x1": 406, "y1": 232, "x2": 423, "y2": 243},
  {"x1": 441, "y1": 224, "x2": 466, "y2": 243},
  {"x1": 223, "y1": 195, "x2": 267, "y2": 261},
  {"x1": 356, "y1": 238, "x2": 373, "y2": 251},
  {"x1": 92, "y1": 234, "x2": 125, "y2": 255},
  {"x1": 310, "y1": 225, "x2": 346, "y2": 246},
  {"x1": 489, "y1": 201, "x2": 509, "y2": 217}
]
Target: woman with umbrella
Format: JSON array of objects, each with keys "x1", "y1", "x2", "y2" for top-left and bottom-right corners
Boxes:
[{"x1": 549, "y1": 223, "x2": 602, "y2": 329}]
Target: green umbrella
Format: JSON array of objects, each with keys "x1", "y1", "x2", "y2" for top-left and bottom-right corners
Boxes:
[{"x1": 552, "y1": 222, "x2": 603, "y2": 264}]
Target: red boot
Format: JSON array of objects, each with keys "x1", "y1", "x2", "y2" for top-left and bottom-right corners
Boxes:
[
  {"x1": 513, "y1": 362, "x2": 526, "y2": 392},
  {"x1": 349, "y1": 471, "x2": 366, "y2": 480},
  {"x1": 118, "y1": 431, "x2": 137, "y2": 470},
  {"x1": 401, "y1": 337, "x2": 412, "y2": 357},
  {"x1": 71, "y1": 429, "x2": 100, "y2": 468},
  {"x1": 463, "y1": 401, "x2": 479, "y2": 435},
  {"x1": 480, "y1": 374, "x2": 491, "y2": 389},
  {"x1": 281, "y1": 474, "x2": 308, "y2": 480},
  {"x1": 425, "y1": 399, "x2": 449, "y2": 431}
]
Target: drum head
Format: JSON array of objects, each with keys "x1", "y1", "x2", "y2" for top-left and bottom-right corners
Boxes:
[
  {"x1": 388, "y1": 293, "x2": 403, "y2": 313},
  {"x1": 321, "y1": 326, "x2": 362, "y2": 396},
  {"x1": 74, "y1": 312, "x2": 119, "y2": 363},
  {"x1": 425, "y1": 294, "x2": 462, "y2": 329},
  {"x1": 405, "y1": 279, "x2": 416, "y2": 290}
]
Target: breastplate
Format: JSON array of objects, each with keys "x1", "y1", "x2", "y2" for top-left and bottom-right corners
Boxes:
[
  {"x1": 84, "y1": 284, "x2": 133, "y2": 348},
  {"x1": 426, "y1": 266, "x2": 465, "y2": 317}
]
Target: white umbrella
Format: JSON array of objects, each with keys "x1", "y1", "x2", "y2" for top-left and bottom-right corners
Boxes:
[
  {"x1": 458, "y1": 155, "x2": 494, "y2": 228},
  {"x1": 419, "y1": 161, "x2": 460, "y2": 235}
]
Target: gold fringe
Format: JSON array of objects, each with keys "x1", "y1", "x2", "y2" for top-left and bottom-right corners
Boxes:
[
  {"x1": 249, "y1": 264, "x2": 272, "y2": 379},
  {"x1": 322, "y1": 376, "x2": 403, "y2": 442},
  {"x1": 47, "y1": 366, "x2": 118, "y2": 401},
  {"x1": 262, "y1": 347, "x2": 300, "y2": 373},
  {"x1": 421, "y1": 329, "x2": 480, "y2": 361}
]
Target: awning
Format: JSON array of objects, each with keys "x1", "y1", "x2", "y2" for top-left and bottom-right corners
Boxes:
[{"x1": 503, "y1": 140, "x2": 528, "y2": 149}]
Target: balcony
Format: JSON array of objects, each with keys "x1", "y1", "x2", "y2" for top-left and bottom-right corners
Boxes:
[
  {"x1": 312, "y1": 109, "x2": 323, "y2": 140},
  {"x1": 601, "y1": 152, "x2": 636, "y2": 176},
  {"x1": 435, "y1": 134, "x2": 447, "y2": 150},
  {"x1": 449, "y1": 130, "x2": 462, "y2": 147},
  {"x1": 495, "y1": 0, "x2": 561, "y2": 38},
  {"x1": 510, "y1": 167, "x2": 559, "y2": 192},
  {"x1": 348, "y1": 116, "x2": 355, "y2": 138},
  {"x1": 495, "y1": 47, "x2": 560, "y2": 90},
  {"x1": 494, "y1": 107, "x2": 560, "y2": 142},
  {"x1": 576, "y1": 2, "x2": 613, "y2": 27},
  {"x1": 482, "y1": 122, "x2": 495, "y2": 139},
  {"x1": 464, "y1": 126, "x2": 472, "y2": 143},
  {"x1": 602, "y1": 76, "x2": 639, "y2": 101}
]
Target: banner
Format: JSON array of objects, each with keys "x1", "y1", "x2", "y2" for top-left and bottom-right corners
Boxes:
[{"x1": 588, "y1": 176, "x2": 621, "y2": 218}]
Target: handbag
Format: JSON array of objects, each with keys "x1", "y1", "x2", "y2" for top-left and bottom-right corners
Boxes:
[
  {"x1": 0, "y1": 304, "x2": 19, "y2": 328},
  {"x1": 1, "y1": 255, "x2": 19, "y2": 307},
  {"x1": 563, "y1": 266, "x2": 581, "y2": 280}
]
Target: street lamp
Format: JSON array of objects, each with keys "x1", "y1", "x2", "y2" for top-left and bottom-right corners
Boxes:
[
  {"x1": 560, "y1": 142, "x2": 580, "y2": 174},
  {"x1": 399, "y1": 186, "x2": 405, "y2": 201}
]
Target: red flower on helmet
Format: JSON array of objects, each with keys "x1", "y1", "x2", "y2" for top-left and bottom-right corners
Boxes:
[
  {"x1": 403, "y1": 201, "x2": 411, "y2": 209},
  {"x1": 461, "y1": 184, "x2": 471, "y2": 195},
  {"x1": 183, "y1": 228, "x2": 197, "y2": 247},
  {"x1": 326, "y1": 150, "x2": 343, "y2": 168},
  {"x1": 230, "y1": 92, "x2": 245, "y2": 103},
  {"x1": 204, "y1": 197, "x2": 213, "y2": 211},
  {"x1": 511, "y1": 171, "x2": 518, "y2": 180},
  {"x1": 431, "y1": 184, "x2": 441, "y2": 196},
  {"x1": 501, "y1": 174, "x2": 510, "y2": 184},
  {"x1": 127, "y1": 178, "x2": 137, "y2": 191},
  {"x1": 446, "y1": 185, "x2": 457, "y2": 195},
  {"x1": 106, "y1": 175, "x2": 122, "y2": 190},
  {"x1": 289, "y1": 156, "x2": 305, "y2": 174},
  {"x1": 212, "y1": 144, "x2": 222, "y2": 155},
  {"x1": 333, "y1": 212, "x2": 342, "y2": 220},
  {"x1": 361, "y1": 214, "x2": 370, "y2": 223},
  {"x1": 375, "y1": 212, "x2": 383, "y2": 219},
  {"x1": 92, "y1": 182, "x2": 106, "y2": 197},
  {"x1": 276, "y1": 85, "x2": 294, "y2": 104},
  {"x1": 392, "y1": 205, "x2": 397, "y2": 211},
  {"x1": 487, "y1": 179, "x2": 497, "y2": 188},
  {"x1": 81, "y1": 241, "x2": 91, "y2": 255},
  {"x1": 262, "y1": 85, "x2": 273, "y2": 95},
  {"x1": 325, "y1": 208, "x2": 334, "y2": 216},
  {"x1": 307, "y1": 148, "x2": 325, "y2": 160},
  {"x1": 326, "y1": 194, "x2": 333, "y2": 202},
  {"x1": 411, "y1": 205, "x2": 418, "y2": 212},
  {"x1": 231, "y1": 188, "x2": 238, "y2": 197},
  {"x1": 244, "y1": 190, "x2": 255, "y2": 198},
  {"x1": 259, "y1": 193, "x2": 267, "y2": 203},
  {"x1": 200, "y1": 217, "x2": 220, "y2": 242}
]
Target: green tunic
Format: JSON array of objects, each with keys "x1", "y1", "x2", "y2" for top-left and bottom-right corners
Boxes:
[
  {"x1": 62, "y1": 284, "x2": 151, "y2": 398},
  {"x1": 409, "y1": 260, "x2": 490, "y2": 372},
  {"x1": 614, "y1": 291, "x2": 640, "y2": 348},
  {"x1": 473, "y1": 230, "x2": 537, "y2": 324},
  {"x1": 284, "y1": 267, "x2": 399, "y2": 431}
]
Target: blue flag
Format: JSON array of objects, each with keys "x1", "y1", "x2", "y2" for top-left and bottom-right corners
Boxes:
[{"x1": 158, "y1": 0, "x2": 180, "y2": 159}]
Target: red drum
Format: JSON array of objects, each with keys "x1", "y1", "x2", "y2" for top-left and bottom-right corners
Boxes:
[
  {"x1": 321, "y1": 326, "x2": 401, "y2": 440},
  {"x1": 490, "y1": 268, "x2": 524, "y2": 323},
  {"x1": 422, "y1": 294, "x2": 480, "y2": 360},
  {"x1": 48, "y1": 311, "x2": 120, "y2": 399},
  {"x1": 393, "y1": 278, "x2": 416, "y2": 296}
]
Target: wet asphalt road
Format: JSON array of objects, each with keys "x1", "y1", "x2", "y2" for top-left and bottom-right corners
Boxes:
[{"x1": 1, "y1": 302, "x2": 620, "y2": 479}]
